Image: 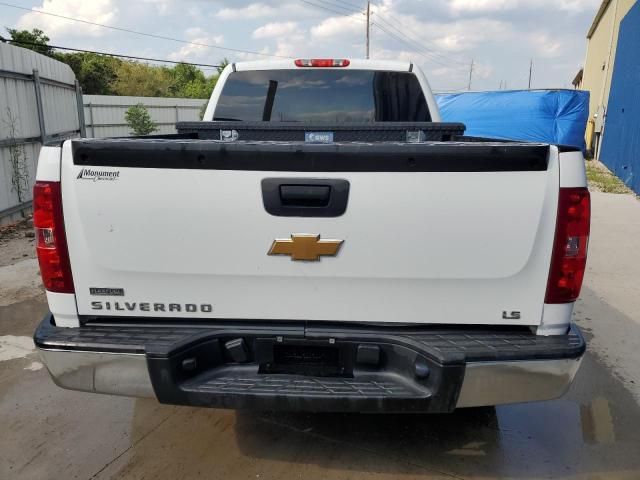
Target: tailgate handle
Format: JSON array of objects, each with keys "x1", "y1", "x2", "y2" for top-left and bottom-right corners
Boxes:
[
  {"x1": 262, "y1": 178, "x2": 350, "y2": 217},
  {"x1": 280, "y1": 185, "x2": 330, "y2": 207}
]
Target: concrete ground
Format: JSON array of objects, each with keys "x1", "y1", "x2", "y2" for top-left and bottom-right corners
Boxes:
[{"x1": 1, "y1": 191, "x2": 639, "y2": 480}]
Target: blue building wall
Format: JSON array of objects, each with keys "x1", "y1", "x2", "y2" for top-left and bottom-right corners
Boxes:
[{"x1": 599, "y1": 1, "x2": 640, "y2": 195}]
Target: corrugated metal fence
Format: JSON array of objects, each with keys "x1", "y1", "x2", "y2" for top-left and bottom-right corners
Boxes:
[
  {"x1": 0, "y1": 43, "x2": 82, "y2": 224},
  {"x1": 83, "y1": 95, "x2": 207, "y2": 138},
  {"x1": 0, "y1": 43, "x2": 209, "y2": 223}
]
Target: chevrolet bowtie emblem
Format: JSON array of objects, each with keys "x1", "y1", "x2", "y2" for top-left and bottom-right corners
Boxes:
[{"x1": 268, "y1": 234, "x2": 343, "y2": 261}]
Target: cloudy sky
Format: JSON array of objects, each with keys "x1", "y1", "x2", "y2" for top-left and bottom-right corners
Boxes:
[{"x1": 1, "y1": 0, "x2": 600, "y2": 91}]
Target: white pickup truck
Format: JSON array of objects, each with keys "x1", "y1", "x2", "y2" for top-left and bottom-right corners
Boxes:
[{"x1": 33, "y1": 58, "x2": 589, "y2": 412}]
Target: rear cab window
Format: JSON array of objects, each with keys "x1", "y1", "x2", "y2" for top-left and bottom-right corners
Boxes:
[{"x1": 214, "y1": 69, "x2": 431, "y2": 122}]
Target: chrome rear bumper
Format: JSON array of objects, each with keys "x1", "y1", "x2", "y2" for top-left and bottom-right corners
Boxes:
[
  {"x1": 457, "y1": 357, "x2": 582, "y2": 407},
  {"x1": 38, "y1": 349, "x2": 155, "y2": 398},
  {"x1": 38, "y1": 347, "x2": 582, "y2": 408},
  {"x1": 35, "y1": 314, "x2": 585, "y2": 411}
]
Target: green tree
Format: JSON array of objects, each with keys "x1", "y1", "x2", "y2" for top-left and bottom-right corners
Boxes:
[
  {"x1": 169, "y1": 63, "x2": 210, "y2": 98},
  {"x1": 113, "y1": 62, "x2": 173, "y2": 97},
  {"x1": 180, "y1": 77, "x2": 216, "y2": 99},
  {"x1": 125, "y1": 103, "x2": 158, "y2": 136},
  {"x1": 217, "y1": 58, "x2": 230, "y2": 74},
  {"x1": 170, "y1": 63, "x2": 204, "y2": 91},
  {"x1": 58, "y1": 52, "x2": 121, "y2": 94},
  {"x1": 4, "y1": 27, "x2": 224, "y2": 99},
  {"x1": 5, "y1": 28, "x2": 53, "y2": 56}
]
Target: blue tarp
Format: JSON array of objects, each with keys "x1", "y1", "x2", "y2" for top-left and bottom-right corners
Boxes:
[
  {"x1": 599, "y1": 1, "x2": 640, "y2": 195},
  {"x1": 435, "y1": 90, "x2": 589, "y2": 150}
]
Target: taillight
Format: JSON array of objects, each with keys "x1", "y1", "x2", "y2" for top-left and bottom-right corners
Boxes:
[
  {"x1": 545, "y1": 187, "x2": 590, "y2": 303},
  {"x1": 294, "y1": 58, "x2": 350, "y2": 67},
  {"x1": 33, "y1": 181, "x2": 74, "y2": 293}
]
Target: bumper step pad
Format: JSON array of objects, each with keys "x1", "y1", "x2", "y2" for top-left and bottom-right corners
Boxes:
[
  {"x1": 185, "y1": 371, "x2": 421, "y2": 398},
  {"x1": 179, "y1": 369, "x2": 429, "y2": 412}
]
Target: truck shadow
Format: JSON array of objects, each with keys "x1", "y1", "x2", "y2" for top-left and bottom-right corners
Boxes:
[
  {"x1": 231, "y1": 356, "x2": 640, "y2": 478},
  {"x1": 114, "y1": 287, "x2": 640, "y2": 479},
  {"x1": 230, "y1": 287, "x2": 640, "y2": 479}
]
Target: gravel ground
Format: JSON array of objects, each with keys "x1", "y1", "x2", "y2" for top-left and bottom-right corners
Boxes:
[
  {"x1": 0, "y1": 218, "x2": 43, "y2": 307},
  {"x1": 0, "y1": 218, "x2": 36, "y2": 268}
]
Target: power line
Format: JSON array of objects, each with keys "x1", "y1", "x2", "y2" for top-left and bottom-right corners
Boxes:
[
  {"x1": 369, "y1": 4, "x2": 471, "y2": 66},
  {"x1": 299, "y1": 0, "x2": 364, "y2": 21},
  {"x1": 301, "y1": 0, "x2": 467, "y2": 72},
  {"x1": 373, "y1": 16, "x2": 467, "y2": 68},
  {"x1": 373, "y1": 22, "x2": 462, "y2": 69},
  {"x1": 302, "y1": 0, "x2": 471, "y2": 69},
  {"x1": 313, "y1": 0, "x2": 363, "y2": 15},
  {"x1": 372, "y1": 9, "x2": 458, "y2": 57},
  {"x1": 0, "y1": 1, "x2": 290, "y2": 59},
  {"x1": 336, "y1": 0, "x2": 365, "y2": 9},
  {"x1": 371, "y1": 9, "x2": 470, "y2": 67},
  {"x1": 309, "y1": 0, "x2": 370, "y2": 58},
  {"x1": 372, "y1": 23, "x2": 472, "y2": 92},
  {"x1": 1, "y1": 37, "x2": 223, "y2": 69},
  {"x1": 300, "y1": 0, "x2": 460, "y2": 67}
]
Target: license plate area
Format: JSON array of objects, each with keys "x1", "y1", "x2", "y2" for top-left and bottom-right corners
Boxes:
[{"x1": 257, "y1": 340, "x2": 352, "y2": 377}]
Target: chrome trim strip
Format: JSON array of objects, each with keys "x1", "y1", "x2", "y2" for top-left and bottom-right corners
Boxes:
[
  {"x1": 37, "y1": 348, "x2": 155, "y2": 398},
  {"x1": 456, "y1": 357, "x2": 583, "y2": 408}
]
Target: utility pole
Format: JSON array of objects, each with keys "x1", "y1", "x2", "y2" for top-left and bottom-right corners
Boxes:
[
  {"x1": 365, "y1": 1, "x2": 370, "y2": 59},
  {"x1": 467, "y1": 59, "x2": 474, "y2": 91},
  {"x1": 528, "y1": 59, "x2": 533, "y2": 89}
]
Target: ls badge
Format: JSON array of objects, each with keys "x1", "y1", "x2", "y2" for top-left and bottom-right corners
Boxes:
[{"x1": 268, "y1": 234, "x2": 343, "y2": 261}]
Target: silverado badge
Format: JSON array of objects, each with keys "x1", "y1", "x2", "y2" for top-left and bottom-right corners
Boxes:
[{"x1": 268, "y1": 234, "x2": 343, "y2": 261}]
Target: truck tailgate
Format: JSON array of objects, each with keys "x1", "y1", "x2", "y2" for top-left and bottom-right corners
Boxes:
[{"x1": 61, "y1": 139, "x2": 558, "y2": 326}]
